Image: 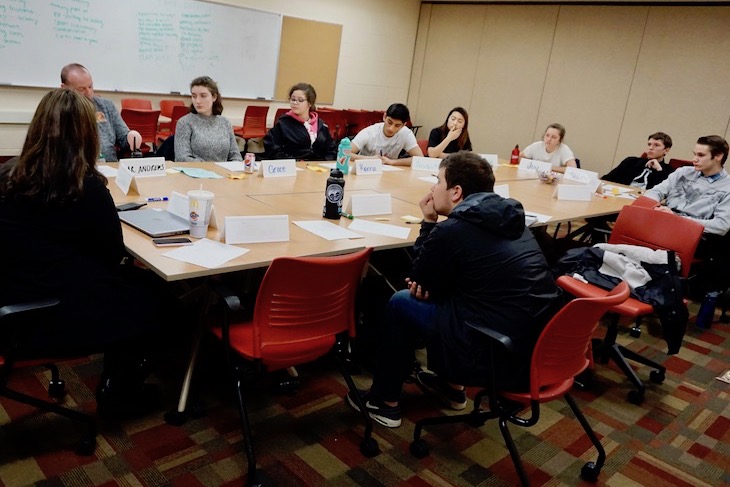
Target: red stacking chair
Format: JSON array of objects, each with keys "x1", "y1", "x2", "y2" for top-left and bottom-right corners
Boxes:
[
  {"x1": 317, "y1": 108, "x2": 345, "y2": 143},
  {"x1": 233, "y1": 105, "x2": 269, "y2": 152},
  {"x1": 121, "y1": 98, "x2": 152, "y2": 110},
  {"x1": 668, "y1": 158, "x2": 694, "y2": 170},
  {"x1": 0, "y1": 299, "x2": 97, "y2": 455},
  {"x1": 273, "y1": 107, "x2": 288, "y2": 125},
  {"x1": 417, "y1": 139, "x2": 428, "y2": 155},
  {"x1": 410, "y1": 279, "x2": 630, "y2": 486},
  {"x1": 343, "y1": 109, "x2": 374, "y2": 138},
  {"x1": 206, "y1": 248, "x2": 376, "y2": 486},
  {"x1": 557, "y1": 204, "x2": 703, "y2": 404},
  {"x1": 158, "y1": 100, "x2": 186, "y2": 134},
  {"x1": 156, "y1": 105, "x2": 189, "y2": 143},
  {"x1": 121, "y1": 108, "x2": 161, "y2": 154}
]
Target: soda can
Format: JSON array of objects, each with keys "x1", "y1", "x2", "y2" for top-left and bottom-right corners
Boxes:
[{"x1": 244, "y1": 153, "x2": 256, "y2": 173}]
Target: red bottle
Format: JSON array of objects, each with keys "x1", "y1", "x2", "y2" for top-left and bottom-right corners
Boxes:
[{"x1": 510, "y1": 145, "x2": 520, "y2": 165}]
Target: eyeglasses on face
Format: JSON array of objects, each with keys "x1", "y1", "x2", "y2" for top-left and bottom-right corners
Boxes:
[{"x1": 289, "y1": 98, "x2": 307, "y2": 104}]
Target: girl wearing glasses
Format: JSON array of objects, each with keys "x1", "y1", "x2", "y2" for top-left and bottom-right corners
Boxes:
[{"x1": 264, "y1": 83, "x2": 336, "y2": 161}]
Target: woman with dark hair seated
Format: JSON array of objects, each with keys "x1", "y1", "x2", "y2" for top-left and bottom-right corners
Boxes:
[
  {"x1": 264, "y1": 82, "x2": 336, "y2": 161},
  {"x1": 0, "y1": 89, "x2": 171, "y2": 418},
  {"x1": 427, "y1": 107, "x2": 472, "y2": 158}
]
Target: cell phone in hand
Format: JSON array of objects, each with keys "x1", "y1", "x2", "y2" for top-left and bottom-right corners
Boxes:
[{"x1": 152, "y1": 237, "x2": 193, "y2": 247}]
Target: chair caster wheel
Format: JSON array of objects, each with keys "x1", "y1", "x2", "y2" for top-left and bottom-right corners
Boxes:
[
  {"x1": 649, "y1": 370, "x2": 665, "y2": 384},
  {"x1": 48, "y1": 379, "x2": 65, "y2": 399},
  {"x1": 580, "y1": 461, "x2": 601, "y2": 482},
  {"x1": 627, "y1": 389, "x2": 644, "y2": 405},
  {"x1": 629, "y1": 327, "x2": 641, "y2": 338},
  {"x1": 360, "y1": 437, "x2": 380, "y2": 457},
  {"x1": 410, "y1": 439, "x2": 429, "y2": 458},
  {"x1": 164, "y1": 410, "x2": 187, "y2": 426},
  {"x1": 75, "y1": 435, "x2": 96, "y2": 456}
]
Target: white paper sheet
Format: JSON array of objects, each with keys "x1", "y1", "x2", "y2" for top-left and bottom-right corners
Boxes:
[
  {"x1": 293, "y1": 220, "x2": 364, "y2": 240},
  {"x1": 347, "y1": 219, "x2": 411, "y2": 239},
  {"x1": 381, "y1": 165, "x2": 403, "y2": 172},
  {"x1": 215, "y1": 161, "x2": 247, "y2": 172},
  {"x1": 601, "y1": 184, "x2": 633, "y2": 195},
  {"x1": 418, "y1": 175, "x2": 438, "y2": 184},
  {"x1": 524, "y1": 211, "x2": 552, "y2": 224},
  {"x1": 162, "y1": 238, "x2": 249, "y2": 268}
]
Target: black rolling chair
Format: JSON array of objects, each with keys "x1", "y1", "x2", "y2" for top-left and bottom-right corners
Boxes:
[{"x1": 0, "y1": 299, "x2": 97, "y2": 455}]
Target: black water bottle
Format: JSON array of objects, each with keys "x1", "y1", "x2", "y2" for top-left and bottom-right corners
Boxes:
[{"x1": 323, "y1": 168, "x2": 345, "y2": 219}]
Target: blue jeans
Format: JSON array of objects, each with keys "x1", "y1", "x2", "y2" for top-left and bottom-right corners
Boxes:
[{"x1": 371, "y1": 289, "x2": 440, "y2": 403}]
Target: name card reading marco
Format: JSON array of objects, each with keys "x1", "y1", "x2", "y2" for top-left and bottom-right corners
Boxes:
[
  {"x1": 224, "y1": 215, "x2": 290, "y2": 244},
  {"x1": 353, "y1": 159, "x2": 383, "y2": 175},
  {"x1": 258, "y1": 159, "x2": 297, "y2": 178},
  {"x1": 119, "y1": 157, "x2": 167, "y2": 178},
  {"x1": 411, "y1": 156, "x2": 442, "y2": 172},
  {"x1": 518, "y1": 158, "x2": 553, "y2": 174},
  {"x1": 345, "y1": 193, "x2": 392, "y2": 217}
]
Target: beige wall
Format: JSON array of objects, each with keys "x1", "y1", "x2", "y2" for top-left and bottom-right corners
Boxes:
[
  {"x1": 0, "y1": 0, "x2": 421, "y2": 155},
  {"x1": 410, "y1": 4, "x2": 730, "y2": 175}
]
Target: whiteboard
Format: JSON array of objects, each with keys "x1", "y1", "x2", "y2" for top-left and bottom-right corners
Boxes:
[{"x1": 0, "y1": 0, "x2": 282, "y2": 100}]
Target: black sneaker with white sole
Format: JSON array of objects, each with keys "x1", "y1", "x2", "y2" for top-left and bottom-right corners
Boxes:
[
  {"x1": 346, "y1": 389, "x2": 402, "y2": 428},
  {"x1": 416, "y1": 371, "x2": 468, "y2": 410}
]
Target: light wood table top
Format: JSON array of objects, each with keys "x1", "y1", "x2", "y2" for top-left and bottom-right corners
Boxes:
[{"x1": 108, "y1": 161, "x2": 630, "y2": 281}]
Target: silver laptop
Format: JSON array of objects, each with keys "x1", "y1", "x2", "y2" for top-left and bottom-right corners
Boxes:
[{"x1": 118, "y1": 208, "x2": 190, "y2": 237}]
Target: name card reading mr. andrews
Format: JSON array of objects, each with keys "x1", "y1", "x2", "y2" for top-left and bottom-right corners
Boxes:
[
  {"x1": 563, "y1": 166, "x2": 601, "y2": 192},
  {"x1": 119, "y1": 157, "x2": 167, "y2": 178},
  {"x1": 353, "y1": 158, "x2": 383, "y2": 175},
  {"x1": 411, "y1": 156, "x2": 442, "y2": 172},
  {"x1": 258, "y1": 159, "x2": 297, "y2": 178},
  {"x1": 518, "y1": 158, "x2": 553, "y2": 174}
]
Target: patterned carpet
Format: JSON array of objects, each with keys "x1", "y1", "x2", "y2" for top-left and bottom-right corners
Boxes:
[{"x1": 0, "y1": 303, "x2": 728, "y2": 486}]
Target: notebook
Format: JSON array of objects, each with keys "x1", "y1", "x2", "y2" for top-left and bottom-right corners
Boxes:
[{"x1": 118, "y1": 208, "x2": 190, "y2": 237}]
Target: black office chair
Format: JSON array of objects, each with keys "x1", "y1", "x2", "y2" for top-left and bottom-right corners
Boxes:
[{"x1": 0, "y1": 299, "x2": 97, "y2": 455}]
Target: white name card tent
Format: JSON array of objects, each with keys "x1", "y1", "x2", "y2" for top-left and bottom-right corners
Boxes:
[
  {"x1": 411, "y1": 156, "x2": 442, "y2": 172},
  {"x1": 115, "y1": 162, "x2": 139, "y2": 196},
  {"x1": 345, "y1": 193, "x2": 392, "y2": 217},
  {"x1": 352, "y1": 159, "x2": 383, "y2": 175},
  {"x1": 563, "y1": 166, "x2": 601, "y2": 192},
  {"x1": 167, "y1": 191, "x2": 218, "y2": 229},
  {"x1": 554, "y1": 184, "x2": 593, "y2": 201},
  {"x1": 518, "y1": 158, "x2": 553, "y2": 174},
  {"x1": 119, "y1": 157, "x2": 167, "y2": 178},
  {"x1": 224, "y1": 215, "x2": 290, "y2": 245},
  {"x1": 493, "y1": 184, "x2": 510, "y2": 199},
  {"x1": 479, "y1": 154, "x2": 499, "y2": 167},
  {"x1": 258, "y1": 159, "x2": 297, "y2": 178}
]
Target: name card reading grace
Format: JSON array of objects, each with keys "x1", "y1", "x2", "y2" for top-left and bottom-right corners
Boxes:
[
  {"x1": 115, "y1": 162, "x2": 140, "y2": 195},
  {"x1": 258, "y1": 159, "x2": 297, "y2": 178},
  {"x1": 119, "y1": 157, "x2": 167, "y2": 178},
  {"x1": 518, "y1": 158, "x2": 553, "y2": 174},
  {"x1": 345, "y1": 193, "x2": 392, "y2": 217},
  {"x1": 411, "y1": 156, "x2": 442, "y2": 172},
  {"x1": 352, "y1": 158, "x2": 383, "y2": 175},
  {"x1": 224, "y1": 215, "x2": 289, "y2": 245},
  {"x1": 563, "y1": 166, "x2": 601, "y2": 192}
]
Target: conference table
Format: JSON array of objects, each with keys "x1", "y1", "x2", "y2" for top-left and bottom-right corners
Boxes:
[
  {"x1": 108, "y1": 159, "x2": 634, "y2": 416},
  {"x1": 109, "y1": 161, "x2": 634, "y2": 281}
]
